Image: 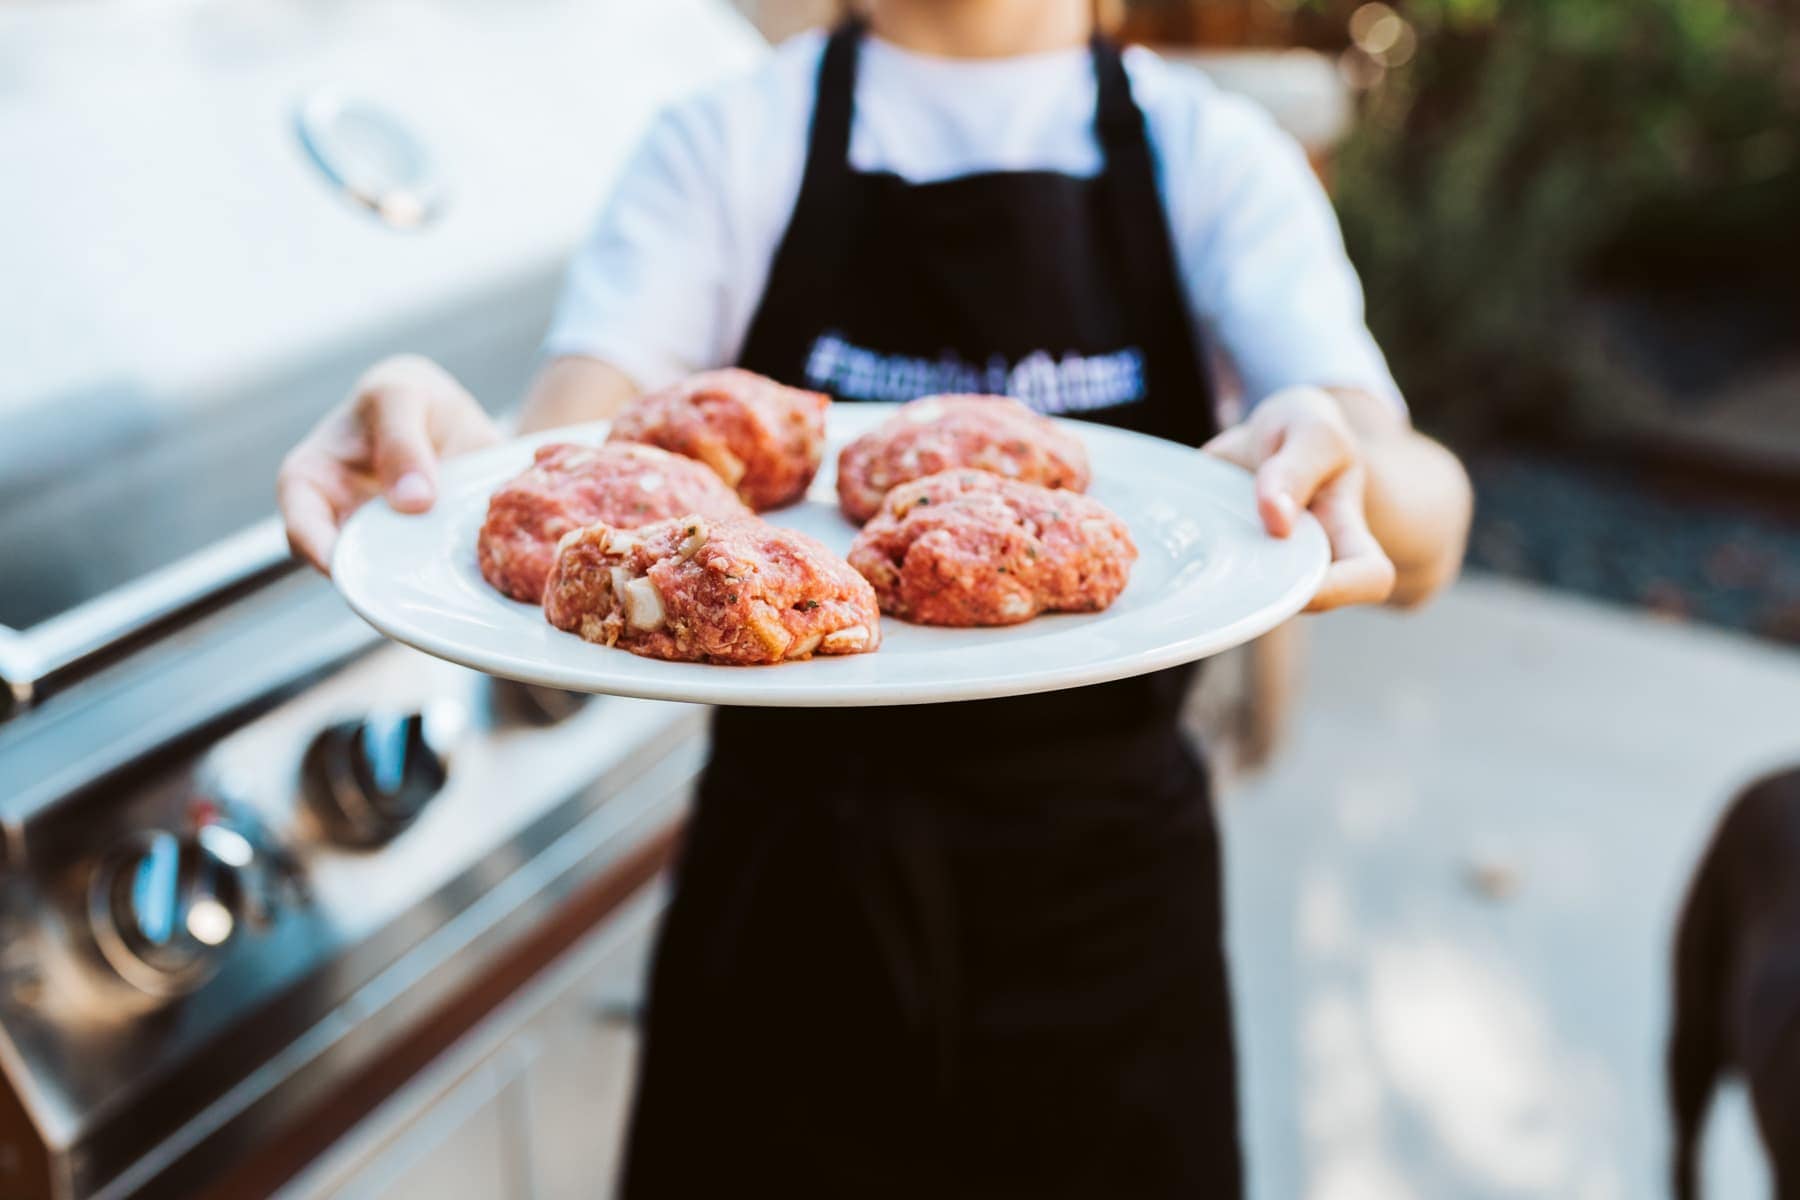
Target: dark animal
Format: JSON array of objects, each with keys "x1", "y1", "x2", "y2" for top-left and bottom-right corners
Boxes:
[{"x1": 1670, "y1": 768, "x2": 1800, "y2": 1199}]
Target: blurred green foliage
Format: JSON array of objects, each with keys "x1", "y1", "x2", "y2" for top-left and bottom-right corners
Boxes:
[{"x1": 1329, "y1": 0, "x2": 1800, "y2": 442}]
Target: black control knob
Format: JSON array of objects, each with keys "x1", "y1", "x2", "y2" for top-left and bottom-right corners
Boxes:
[
  {"x1": 89, "y1": 824, "x2": 254, "y2": 996},
  {"x1": 301, "y1": 708, "x2": 456, "y2": 847},
  {"x1": 492, "y1": 679, "x2": 590, "y2": 726}
]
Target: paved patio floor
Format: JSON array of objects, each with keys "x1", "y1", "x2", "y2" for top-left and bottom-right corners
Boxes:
[{"x1": 1222, "y1": 573, "x2": 1800, "y2": 1199}]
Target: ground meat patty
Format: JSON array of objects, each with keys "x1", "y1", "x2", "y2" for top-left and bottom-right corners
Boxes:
[
  {"x1": 848, "y1": 470, "x2": 1136, "y2": 626},
  {"x1": 543, "y1": 515, "x2": 881, "y2": 665},
  {"x1": 478, "y1": 442, "x2": 748, "y2": 603},
  {"x1": 835, "y1": 394, "x2": 1091, "y2": 525},
  {"x1": 607, "y1": 369, "x2": 830, "y2": 511}
]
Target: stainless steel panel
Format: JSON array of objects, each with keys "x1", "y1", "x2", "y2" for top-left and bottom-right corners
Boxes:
[
  {"x1": 0, "y1": 634, "x2": 704, "y2": 1199},
  {"x1": 0, "y1": 273, "x2": 555, "y2": 636},
  {"x1": 0, "y1": 573, "x2": 378, "y2": 845},
  {"x1": 0, "y1": 520, "x2": 295, "y2": 704}
]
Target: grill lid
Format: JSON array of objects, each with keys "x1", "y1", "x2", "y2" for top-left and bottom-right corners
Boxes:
[{"x1": 0, "y1": 0, "x2": 764, "y2": 689}]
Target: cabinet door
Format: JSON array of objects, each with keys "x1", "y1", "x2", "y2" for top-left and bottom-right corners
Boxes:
[
  {"x1": 281, "y1": 886, "x2": 666, "y2": 1200},
  {"x1": 521, "y1": 890, "x2": 662, "y2": 1200},
  {"x1": 324, "y1": 1041, "x2": 540, "y2": 1200}
]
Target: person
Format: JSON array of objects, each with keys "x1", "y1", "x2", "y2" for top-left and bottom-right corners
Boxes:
[{"x1": 279, "y1": 1, "x2": 1472, "y2": 1194}]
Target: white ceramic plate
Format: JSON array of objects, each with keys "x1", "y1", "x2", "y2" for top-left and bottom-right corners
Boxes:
[{"x1": 333, "y1": 405, "x2": 1327, "y2": 706}]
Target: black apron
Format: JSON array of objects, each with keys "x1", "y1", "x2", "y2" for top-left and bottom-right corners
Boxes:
[{"x1": 621, "y1": 23, "x2": 1241, "y2": 1198}]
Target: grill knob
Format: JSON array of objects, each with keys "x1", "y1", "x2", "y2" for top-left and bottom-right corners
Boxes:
[
  {"x1": 301, "y1": 707, "x2": 460, "y2": 847},
  {"x1": 90, "y1": 823, "x2": 256, "y2": 996},
  {"x1": 492, "y1": 679, "x2": 590, "y2": 726}
]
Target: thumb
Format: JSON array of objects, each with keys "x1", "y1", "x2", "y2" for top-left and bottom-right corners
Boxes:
[
  {"x1": 1200, "y1": 424, "x2": 1257, "y2": 471},
  {"x1": 365, "y1": 389, "x2": 439, "y2": 513},
  {"x1": 1254, "y1": 421, "x2": 1352, "y2": 538}
]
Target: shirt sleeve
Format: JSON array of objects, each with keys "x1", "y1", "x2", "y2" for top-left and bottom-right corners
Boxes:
[
  {"x1": 1166, "y1": 79, "x2": 1403, "y2": 411},
  {"x1": 541, "y1": 99, "x2": 735, "y2": 391}
]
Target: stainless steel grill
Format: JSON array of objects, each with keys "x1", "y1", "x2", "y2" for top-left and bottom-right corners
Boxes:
[{"x1": 0, "y1": 1, "x2": 764, "y2": 1195}]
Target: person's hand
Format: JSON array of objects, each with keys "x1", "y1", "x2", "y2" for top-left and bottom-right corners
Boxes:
[
  {"x1": 278, "y1": 355, "x2": 502, "y2": 574},
  {"x1": 1203, "y1": 386, "x2": 1396, "y2": 612}
]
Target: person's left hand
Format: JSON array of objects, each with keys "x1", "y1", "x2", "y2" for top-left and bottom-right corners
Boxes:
[{"x1": 1202, "y1": 386, "x2": 1396, "y2": 612}]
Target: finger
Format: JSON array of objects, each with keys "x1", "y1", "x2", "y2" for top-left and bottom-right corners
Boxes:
[
  {"x1": 1255, "y1": 422, "x2": 1353, "y2": 538},
  {"x1": 1304, "y1": 470, "x2": 1395, "y2": 612},
  {"x1": 438, "y1": 407, "x2": 505, "y2": 456},
  {"x1": 362, "y1": 388, "x2": 439, "y2": 512},
  {"x1": 278, "y1": 469, "x2": 343, "y2": 575},
  {"x1": 1200, "y1": 424, "x2": 1257, "y2": 470}
]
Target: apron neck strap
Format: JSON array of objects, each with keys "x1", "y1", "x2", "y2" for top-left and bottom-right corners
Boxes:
[
  {"x1": 800, "y1": 19, "x2": 865, "y2": 200},
  {"x1": 1090, "y1": 33, "x2": 1146, "y2": 156}
]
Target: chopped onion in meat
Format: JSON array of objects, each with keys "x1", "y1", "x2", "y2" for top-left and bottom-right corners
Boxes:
[
  {"x1": 676, "y1": 521, "x2": 708, "y2": 561},
  {"x1": 702, "y1": 445, "x2": 748, "y2": 488},
  {"x1": 623, "y1": 577, "x2": 666, "y2": 631},
  {"x1": 821, "y1": 625, "x2": 870, "y2": 653}
]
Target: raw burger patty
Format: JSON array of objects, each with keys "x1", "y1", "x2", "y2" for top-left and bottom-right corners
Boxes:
[
  {"x1": 835, "y1": 394, "x2": 1091, "y2": 525},
  {"x1": 543, "y1": 515, "x2": 881, "y2": 665},
  {"x1": 607, "y1": 368, "x2": 830, "y2": 511},
  {"x1": 848, "y1": 470, "x2": 1136, "y2": 626},
  {"x1": 478, "y1": 442, "x2": 747, "y2": 603}
]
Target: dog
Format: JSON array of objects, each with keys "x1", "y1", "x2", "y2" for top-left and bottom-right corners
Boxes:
[{"x1": 1670, "y1": 767, "x2": 1800, "y2": 1199}]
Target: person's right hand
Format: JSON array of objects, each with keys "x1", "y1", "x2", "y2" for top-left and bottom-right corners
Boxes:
[{"x1": 278, "y1": 355, "x2": 503, "y2": 574}]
